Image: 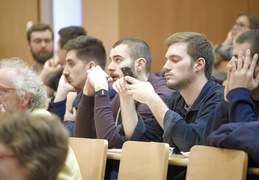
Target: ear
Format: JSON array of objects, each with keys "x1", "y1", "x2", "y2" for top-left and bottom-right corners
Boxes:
[
  {"x1": 194, "y1": 58, "x2": 205, "y2": 72},
  {"x1": 87, "y1": 61, "x2": 96, "y2": 69},
  {"x1": 22, "y1": 93, "x2": 31, "y2": 107},
  {"x1": 135, "y1": 58, "x2": 146, "y2": 72},
  {"x1": 27, "y1": 41, "x2": 32, "y2": 49}
]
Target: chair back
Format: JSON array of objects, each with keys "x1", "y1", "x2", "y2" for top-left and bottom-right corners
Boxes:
[
  {"x1": 69, "y1": 137, "x2": 108, "y2": 180},
  {"x1": 186, "y1": 145, "x2": 248, "y2": 180},
  {"x1": 118, "y1": 141, "x2": 169, "y2": 180}
]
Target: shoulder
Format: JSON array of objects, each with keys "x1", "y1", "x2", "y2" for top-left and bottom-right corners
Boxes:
[{"x1": 57, "y1": 145, "x2": 82, "y2": 180}]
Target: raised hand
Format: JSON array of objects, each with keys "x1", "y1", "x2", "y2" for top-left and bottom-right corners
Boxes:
[
  {"x1": 228, "y1": 50, "x2": 259, "y2": 91},
  {"x1": 124, "y1": 76, "x2": 155, "y2": 104}
]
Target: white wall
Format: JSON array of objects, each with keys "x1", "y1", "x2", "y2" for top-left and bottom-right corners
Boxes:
[{"x1": 40, "y1": 0, "x2": 82, "y2": 50}]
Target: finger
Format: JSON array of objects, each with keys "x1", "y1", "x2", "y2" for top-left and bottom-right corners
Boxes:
[
  {"x1": 227, "y1": 56, "x2": 236, "y2": 71},
  {"x1": 107, "y1": 77, "x2": 114, "y2": 84},
  {"x1": 250, "y1": 54, "x2": 258, "y2": 75},
  {"x1": 124, "y1": 76, "x2": 137, "y2": 84},
  {"x1": 243, "y1": 49, "x2": 251, "y2": 70},
  {"x1": 237, "y1": 51, "x2": 243, "y2": 69},
  {"x1": 254, "y1": 71, "x2": 259, "y2": 86},
  {"x1": 230, "y1": 59, "x2": 238, "y2": 72},
  {"x1": 113, "y1": 78, "x2": 124, "y2": 92}
]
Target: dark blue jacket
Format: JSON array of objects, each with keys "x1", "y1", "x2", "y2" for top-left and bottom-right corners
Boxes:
[
  {"x1": 119, "y1": 78, "x2": 224, "y2": 153},
  {"x1": 204, "y1": 87, "x2": 259, "y2": 167}
]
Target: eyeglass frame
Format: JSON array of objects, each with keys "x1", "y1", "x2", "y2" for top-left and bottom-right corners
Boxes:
[
  {"x1": 0, "y1": 87, "x2": 16, "y2": 95},
  {"x1": 0, "y1": 154, "x2": 16, "y2": 159},
  {"x1": 232, "y1": 22, "x2": 252, "y2": 29}
]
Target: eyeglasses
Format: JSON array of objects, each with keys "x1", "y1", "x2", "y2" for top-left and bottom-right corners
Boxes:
[
  {"x1": 0, "y1": 87, "x2": 16, "y2": 95},
  {"x1": 0, "y1": 154, "x2": 16, "y2": 159},
  {"x1": 232, "y1": 22, "x2": 251, "y2": 29}
]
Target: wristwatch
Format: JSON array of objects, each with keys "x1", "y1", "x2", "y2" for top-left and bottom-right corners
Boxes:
[{"x1": 94, "y1": 89, "x2": 109, "y2": 96}]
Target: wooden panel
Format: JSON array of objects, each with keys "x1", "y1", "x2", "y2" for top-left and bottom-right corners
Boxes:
[
  {"x1": 0, "y1": 0, "x2": 39, "y2": 65},
  {"x1": 118, "y1": 0, "x2": 247, "y2": 73},
  {"x1": 82, "y1": 0, "x2": 119, "y2": 72},
  {"x1": 248, "y1": 0, "x2": 259, "y2": 17}
]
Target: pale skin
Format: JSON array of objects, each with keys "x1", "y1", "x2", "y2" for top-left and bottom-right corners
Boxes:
[
  {"x1": 114, "y1": 42, "x2": 208, "y2": 138},
  {"x1": 224, "y1": 49, "x2": 259, "y2": 103},
  {"x1": 0, "y1": 141, "x2": 29, "y2": 180},
  {"x1": 41, "y1": 38, "x2": 67, "y2": 97},
  {"x1": 54, "y1": 49, "x2": 95, "y2": 121},
  {"x1": 223, "y1": 15, "x2": 251, "y2": 46},
  {"x1": 28, "y1": 30, "x2": 54, "y2": 74},
  {"x1": 82, "y1": 44, "x2": 148, "y2": 98},
  {"x1": 0, "y1": 69, "x2": 31, "y2": 118},
  {"x1": 83, "y1": 44, "x2": 149, "y2": 138}
]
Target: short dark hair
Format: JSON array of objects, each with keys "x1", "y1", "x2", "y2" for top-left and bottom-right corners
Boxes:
[
  {"x1": 27, "y1": 23, "x2": 54, "y2": 41},
  {"x1": 64, "y1": 35, "x2": 106, "y2": 69},
  {"x1": 113, "y1": 38, "x2": 152, "y2": 73},
  {"x1": 58, "y1": 26, "x2": 87, "y2": 48},
  {"x1": 235, "y1": 29, "x2": 259, "y2": 64},
  {"x1": 165, "y1": 32, "x2": 215, "y2": 79}
]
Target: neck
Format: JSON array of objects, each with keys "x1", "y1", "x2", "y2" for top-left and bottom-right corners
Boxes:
[
  {"x1": 136, "y1": 71, "x2": 150, "y2": 82},
  {"x1": 179, "y1": 76, "x2": 208, "y2": 107},
  {"x1": 31, "y1": 62, "x2": 44, "y2": 75}
]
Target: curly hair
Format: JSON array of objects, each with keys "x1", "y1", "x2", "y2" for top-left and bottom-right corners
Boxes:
[{"x1": 0, "y1": 57, "x2": 47, "y2": 109}]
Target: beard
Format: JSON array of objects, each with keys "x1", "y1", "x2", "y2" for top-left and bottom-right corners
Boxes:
[
  {"x1": 166, "y1": 69, "x2": 196, "y2": 91},
  {"x1": 31, "y1": 49, "x2": 54, "y2": 64}
]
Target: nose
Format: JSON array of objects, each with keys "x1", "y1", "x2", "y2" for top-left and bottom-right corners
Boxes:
[
  {"x1": 40, "y1": 40, "x2": 47, "y2": 47},
  {"x1": 107, "y1": 62, "x2": 115, "y2": 72},
  {"x1": 163, "y1": 60, "x2": 172, "y2": 72},
  {"x1": 63, "y1": 65, "x2": 69, "y2": 76}
]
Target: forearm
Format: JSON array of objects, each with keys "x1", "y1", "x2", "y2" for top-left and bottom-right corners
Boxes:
[
  {"x1": 74, "y1": 95, "x2": 96, "y2": 138},
  {"x1": 227, "y1": 88, "x2": 257, "y2": 123},
  {"x1": 54, "y1": 88, "x2": 69, "y2": 102},
  {"x1": 94, "y1": 95, "x2": 123, "y2": 147},
  {"x1": 145, "y1": 94, "x2": 168, "y2": 129},
  {"x1": 120, "y1": 95, "x2": 138, "y2": 138}
]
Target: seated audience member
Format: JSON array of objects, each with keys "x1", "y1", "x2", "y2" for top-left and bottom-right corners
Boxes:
[
  {"x1": 0, "y1": 113, "x2": 69, "y2": 180},
  {"x1": 116, "y1": 32, "x2": 224, "y2": 153},
  {"x1": 0, "y1": 57, "x2": 82, "y2": 180},
  {"x1": 26, "y1": 23, "x2": 54, "y2": 74},
  {"x1": 47, "y1": 35, "x2": 108, "y2": 136},
  {"x1": 41, "y1": 26, "x2": 87, "y2": 97},
  {"x1": 204, "y1": 29, "x2": 259, "y2": 168},
  {"x1": 212, "y1": 13, "x2": 259, "y2": 84},
  {"x1": 214, "y1": 13, "x2": 259, "y2": 64},
  {"x1": 74, "y1": 38, "x2": 173, "y2": 148},
  {"x1": 0, "y1": 57, "x2": 47, "y2": 115}
]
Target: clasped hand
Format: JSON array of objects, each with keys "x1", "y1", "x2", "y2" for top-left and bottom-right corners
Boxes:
[{"x1": 224, "y1": 49, "x2": 259, "y2": 102}]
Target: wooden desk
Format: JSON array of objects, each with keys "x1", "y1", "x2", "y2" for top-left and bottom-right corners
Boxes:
[{"x1": 107, "y1": 149, "x2": 189, "y2": 167}]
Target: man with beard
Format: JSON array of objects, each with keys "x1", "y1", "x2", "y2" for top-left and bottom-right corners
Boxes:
[
  {"x1": 116, "y1": 32, "x2": 224, "y2": 154},
  {"x1": 27, "y1": 23, "x2": 54, "y2": 74},
  {"x1": 74, "y1": 38, "x2": 173, "y2": 148}
]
